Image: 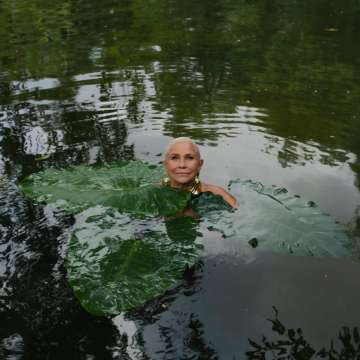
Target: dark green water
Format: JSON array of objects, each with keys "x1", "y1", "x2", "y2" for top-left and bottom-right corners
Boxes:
[{"x1": 1, "y1": 0, "x2": 360, "y2": 358}]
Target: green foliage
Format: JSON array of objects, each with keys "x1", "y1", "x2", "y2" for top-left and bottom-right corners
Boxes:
[
  {"x1": 20, "y1": 162, "x2": 353, "y2": 315},
  {"x1": 20, "y1": 160, "x2": 191, "y2": 216},
  {"x1": 20, "y1": 160, "x2": 197, "y2": 315},
  {"x1": 202, "y1": 179, "x2": 352, "y2": 257},
  {"x1": 66, "y1": 207, "x2": 201, "y2": 315}
]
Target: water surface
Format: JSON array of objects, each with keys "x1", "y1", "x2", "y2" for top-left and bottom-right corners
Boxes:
[{"x1": 1, "y1": 0, "x2": 360, "y2": 358}]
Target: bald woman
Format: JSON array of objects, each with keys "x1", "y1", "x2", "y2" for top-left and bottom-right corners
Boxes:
[{"x1": 162, "y1": 137, "x2": 238, "y2": 208}]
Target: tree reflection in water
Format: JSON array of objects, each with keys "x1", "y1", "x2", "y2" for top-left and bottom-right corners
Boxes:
[
  {"x1": 0, "y1": 101, "x2": 134, "y2": 358},
  {"x1": 247, "y1": 307, "x2": 360, "y2": 359},
  {"x1": 1, "y1": 0, "x2": 360, "y2": 357},
  {"x1": 0, "y1": 183, "x2": 123, "y2": 359}
]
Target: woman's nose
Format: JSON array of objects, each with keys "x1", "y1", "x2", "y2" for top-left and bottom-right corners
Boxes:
[{"x1": 179, "y1": 158, "x2": 186, "y2": 167}]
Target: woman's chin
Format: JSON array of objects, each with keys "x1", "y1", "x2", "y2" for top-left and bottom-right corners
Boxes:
[{"x1": 171, "y1": 178, "x2": 193, "y2": 187}]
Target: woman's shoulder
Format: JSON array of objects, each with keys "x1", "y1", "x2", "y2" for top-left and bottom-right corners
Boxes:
[
  {"x1": 201, "y1": 183, "x2": 238, "y2": 208},
  {"x1": 201, "y1": 183, "x2": 225, "y2": 195}
]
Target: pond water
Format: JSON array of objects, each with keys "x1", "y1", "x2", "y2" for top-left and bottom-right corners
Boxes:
[{"x1": 1, "y1": 0, "x2": 360, "y2": 358}]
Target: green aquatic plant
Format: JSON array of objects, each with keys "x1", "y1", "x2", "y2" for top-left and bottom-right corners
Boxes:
[
  {"x1": 67, "y1": 207, "x2": 201, "y2": 315},
  {"x1": 20, "y1": 161, "x2": 197, "y2": 315},
  {"x1": 200, "y1": 180, "x2": 352, "y2": 258},
  {"x1": 19, "y1": 161, "x2": 353, "y2": 316},
  {"x1": 20, "y1": 160, "x2": 191, "y2": 216}
]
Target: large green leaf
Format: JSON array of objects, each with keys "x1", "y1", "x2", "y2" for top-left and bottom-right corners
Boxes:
[
  {"x1": 20, "y1": 161, "x2": 201, "y2": 315},
  {"x1": 66, "y1": 206, "x2": 201, "y2": 315},
  {"x1": 197, "y1": 180, "x2": 352, "y2": 258},
  {"x1": 20, "y1": 161, "x2": 191, "y2": 216},
  {"x1": 19, "y1": 163, "x2": 353, "y2": 316}
]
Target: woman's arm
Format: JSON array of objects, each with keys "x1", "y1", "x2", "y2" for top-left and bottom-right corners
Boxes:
[{"x1": 201, "y1": 183, "x2": 238, "y2": 208}]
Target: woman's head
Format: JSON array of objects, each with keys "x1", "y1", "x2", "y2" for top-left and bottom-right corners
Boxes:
[{"x1": 164, "y1": 137, "x2": 203, "y2": 188}]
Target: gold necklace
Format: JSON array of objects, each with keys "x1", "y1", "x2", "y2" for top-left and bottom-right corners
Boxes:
[{"x1": 162, "y1": 176, "x2": 202, "y2": 196}]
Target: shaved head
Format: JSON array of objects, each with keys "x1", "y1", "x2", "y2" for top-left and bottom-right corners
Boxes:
[
  {"x1": 164, "y1": 137, "x2": 201, "y2": 159},
  {"x1": 163, "y1": 137, "x2": 203, "y2": 187}
]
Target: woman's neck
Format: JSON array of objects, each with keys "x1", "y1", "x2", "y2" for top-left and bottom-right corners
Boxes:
[{"x1": 172, "y1": 178, "x2": 201, "y2": 195}]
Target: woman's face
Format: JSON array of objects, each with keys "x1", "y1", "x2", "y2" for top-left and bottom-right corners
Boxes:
[{"x1": 164, "y1": 141, "x2": 203, "y2": 187}]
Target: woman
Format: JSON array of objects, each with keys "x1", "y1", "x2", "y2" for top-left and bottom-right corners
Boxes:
[{"x1": 163, "y1": 137, "x2": 238, "y2": 208}]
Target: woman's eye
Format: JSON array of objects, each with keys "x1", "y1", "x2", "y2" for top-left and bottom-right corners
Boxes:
[{"x1": 186, "y1": 155, "x2": 194, "y2": 160}]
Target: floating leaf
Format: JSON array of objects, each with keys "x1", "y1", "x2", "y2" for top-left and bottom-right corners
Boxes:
[
  {"x1": 199, "y1": 180, "x2": 352, "y2": 258},
  {"x1": 19, "y1": 164, "x2": 354, "y2": 316},
  {"x1": 20, "y1": 161, "x2": 200, "y2": 315},
  {"x1": 66, "y1": 206, "x2": 201, "y2": 315},
  {"x1": 20, "y1": 161, "x2": 191, "y2": 216}
]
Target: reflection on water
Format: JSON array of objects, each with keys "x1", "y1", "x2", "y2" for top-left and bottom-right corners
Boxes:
[
  {"x1": 247, "y1": 307, "x2": 360, "y2": 359},
  {"x1": 112, "y1": 252, "x2": 360, "y2": 359},
  {"x1": 1, "y1": 0, "x2": 360, "y2": 357}
]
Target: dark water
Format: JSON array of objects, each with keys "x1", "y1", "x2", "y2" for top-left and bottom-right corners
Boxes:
[{"x1": 1, "y1": 0, "x2": 360, "y2": 358}]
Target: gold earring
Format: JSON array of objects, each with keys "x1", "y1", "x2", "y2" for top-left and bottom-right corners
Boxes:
[
  {"x1": 162, "y1": 177, "x2": 170, "y2": 186},
  {"x1": 189, "y1": 176, "x2": 201, "y2": 195}
]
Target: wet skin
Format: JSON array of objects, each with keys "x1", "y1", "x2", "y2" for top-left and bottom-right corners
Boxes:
[
  {"x1": 164, "y1": 141, "x2": 203, "y2": 188},
  {"x1": 164, "y1": 140, "x2": 238, "y2": 208}
]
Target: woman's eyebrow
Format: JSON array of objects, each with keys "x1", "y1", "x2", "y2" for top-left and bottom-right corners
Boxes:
[
  {"x1": 167, "y1": 151, "x2": 197, "y2": 156},
  {"x1": 169, "y1": 152, "x2": 195, "y2": 155}
]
